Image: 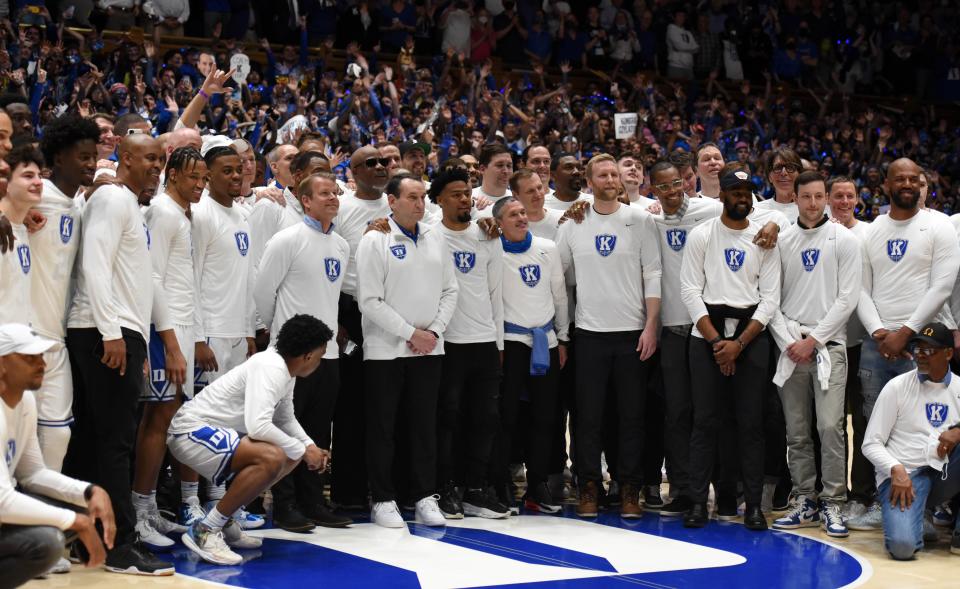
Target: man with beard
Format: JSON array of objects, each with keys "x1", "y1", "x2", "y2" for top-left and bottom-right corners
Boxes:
[
  {"x1": 619, "y1": 153, "x2": 655, "y2": 209},
  {"x1": 545, "y1": 154, "x2": 589, "y2": 211},
  {"x1": 461, "y1": 154, "x2": 482, "y2": 189},
  {"x1": 429, "y1": 169, "x2": 509, "y2": 520},
  {"x1": 400, "y1": 141, "x2": 430, "y2": 181},
  {"x1": 848, "y1": 158, "x2": 960, "y2": 531},
  {"x1": 255, "y1": 173, "x2": 353, "y2": 531},
  {"x1": 473, "y1": 144, "x2": 514, "y2": 217},
  {"x1": 679, "y1": 168, "x2": 781, "y2": 531},
  {"x1": 65, "y1": 133, "x2": 174, "y2": 574}
]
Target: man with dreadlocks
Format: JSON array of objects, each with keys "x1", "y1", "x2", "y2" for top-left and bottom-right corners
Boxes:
[{"x1": 131, "y1": 146, "x2": 207, "y2": 549}]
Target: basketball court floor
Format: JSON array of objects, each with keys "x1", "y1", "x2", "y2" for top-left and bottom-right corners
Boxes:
[{"x1": 21, "y1": 501, "x2": 958, "y2": 589}]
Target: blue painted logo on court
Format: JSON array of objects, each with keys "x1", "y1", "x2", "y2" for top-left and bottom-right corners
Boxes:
[
  {"x1": 519, "y1": 264, "x2": 541, "y2": 287},
  {"x1": 453, "y1": 251, "x2": 476, "y2": 273},
  {"x1": 926, "y1": 402, "x2": 948, "y2": 427},
  {"x1": 724, "y1": 248, "x2": 745, "y2": 272},
  {"x1": 595, "y1": 234, "x2": 617, "y2": 256},
  {"x1": 324, "y1": 258, "x2": 341, "y2": 282},
  {"x1": 665, "y1": 228, "x2": 686, "y2": 251},
  {"x1": 801, "y1": 248, "x2": 820, "y2": 272},
  {"x1": 887, "y1": 239, "x2": 908, "y2": 262},
  {"x1": 235, "y1": 231, "x2": 250, "y2": 256},
  {"x1": 390, "y1": 244, "x2": 407, "y2": 259},
  {"x1": 16, "y1": 244, "x2": 30, "y2": 274},
  {"x1": 59, "y1": 215, "x2": 74, "y2": 244}
]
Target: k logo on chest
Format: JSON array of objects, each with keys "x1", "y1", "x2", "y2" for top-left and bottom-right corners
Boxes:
[
  {"x1": 234, "y1": 231, "x2": 249, "y2": 256},
  {"x1": 453, "y1": 251, "x2": 476, "y2": 273},
  {"x1": 665, "y1": 229, "x2": 686, "y2": 252},
  {"x1": 16, "y1": 244, "x2": 30, "y2": 274},
  {"x1": 390, "y1": 244, "x2": 407, "y2": 259},
  {"x1": 801, "y1": 248, "x2": 820, "y2": 272},
  {"x1": 59, "y1": 215, "x2": 74, "y2": 244},
  {"x1": 595, "y1": 234, "x2": 617, "y2": 256},
  {"x1": 324, "y1": 258, "x2": 341, "y2": 282},
  {"x1": 887, "y1": 239, "x2": 908, "y2": 262},
  {"x1": 724, "y1": 248, "x2": 745, "y2": 272},
  {"x1": 926, "y1": 402, "x2": 948, "y2": 427},
  {"x1": 519, "y1": 264, "x2": 541, "y2": 287}
]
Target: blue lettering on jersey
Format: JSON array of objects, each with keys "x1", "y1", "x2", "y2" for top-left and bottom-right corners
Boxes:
[
  {"x1": 59, "y1": 215, "x2": 74, "y2": 244},
  {"x1": 324, "y1": 258, "x2": 341, "y2": 282},
  {"x1": 724, "y1": 248, "x2": 745, "y2": 272},
  {"x1": 595, "y1": 234, "x2": 617, "y2": 256},
  {"x1": 801, "y1": 248, "x2": 820, "y2": 272},
  {"x1": 665, "y1": 229, "x2": 686, "y2": 252},
  {"x1": 5, "y1": 440, "x2": 14, "y2": 467},
  {"x1": 887, "y1": 239, "x2": 908, "y2": 262},
  {"x1": 453, "y1": 251, "x2": 476, "y2": 273},
  {"x1": 187, "y1": 425, "x2": 235, "y2": 454},
  {"x1": 390, "y1": 244, "x2": 407, "y2": 259},
  {"x1": 520, "y1": 264, "x2": 541, "y2": 287},
  {"x1": 235, "y1": 231, "x2": 249, "y2": 256},
  {"x1": 926, "y1": 402, "x2": 948, "y2": 427},
  {"x1": 16, "y1": 244, "x2": 30, "y2": 274}
]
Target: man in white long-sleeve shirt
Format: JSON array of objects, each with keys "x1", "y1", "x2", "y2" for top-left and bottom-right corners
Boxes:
[
  {"x1": 254, "y1": 172, "x2": 353, "y2": 532},
  {"x1": 666, "y1": 8, "x2": 699, "y2": 80},
  {"x1": 0, "y1": 324, "x2": 120, "y2": 583},
  {"x1": 861, "y1": 322, "x2": 960, "y2": 559},
  {"x1": 473, "y1": 143, "x2": 514, "y2": 217},
  {"x1": 769, "y1": 172, "x2": 861, "y2": 538},
  {"x1": 32, "y1": 116, "x2": 100, "y2": 472},
  {"x1": 356, "y1": 173, "x2": 458, "y2": 529},
  {"x1": 0, "y1": 148, "x2": 41, "y2": 327},
  {"x1": 170, "y1": 315, "x2": 332, "y2": 566},
  {"x1": 64, "y1": 133, "x2": 174, "y2": 575},
  {"x1": 680, "y1": 168, "x2": 781, "y2": 531},
  {"x1": 556, "y1": 153, "x2": 662, "y2": 519}
]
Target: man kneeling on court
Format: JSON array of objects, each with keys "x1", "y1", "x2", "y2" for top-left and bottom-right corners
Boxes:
[
  {"x1": 168, "y1": 314, "x2": 332, "y2": 565},
  {"x1": 862, "y1": 322, "x2": 960, "y2": 560}
]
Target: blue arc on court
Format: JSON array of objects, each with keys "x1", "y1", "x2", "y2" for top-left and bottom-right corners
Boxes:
[{"x1": 172, "y1": 508, "x2": 865, "y2": 589}]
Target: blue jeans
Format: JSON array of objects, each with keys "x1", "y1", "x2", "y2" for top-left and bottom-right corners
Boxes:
[
  {"x1": 878, "y1": 445, "x2": 960, "y2": 560},
  {"x1": 859, "y1": 337, "x2": 914, "y2": 420}
]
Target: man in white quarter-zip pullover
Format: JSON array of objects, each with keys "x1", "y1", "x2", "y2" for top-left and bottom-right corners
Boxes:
[{"x1": 356, "y1": 173, "x2": 458, "y2": 529}]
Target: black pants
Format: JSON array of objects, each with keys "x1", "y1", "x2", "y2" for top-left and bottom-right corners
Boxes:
[
  {"x1": 575, "y1": 330, "x2": 646, "y2": 487},
  {"x1": 844, "y1": 344, "x2": 875, "y2": 501},
  {"x1": 365, "y1": 356, "x2": 442, "y2": 503},
  {"x1": 331, "y1": 294, "x2": 367, "y2": 505},
  {"x1": 63, "y1": 327, "x2": 147, "y2": 546},
  {"x1": 273, "y1": 359, "x2": 340, "y2": 508},
  {"x1": 437, "y1": 342, "x2": 501, "y2": 489},
  {"x1": 661, "y1": 327, "x2": 694, "y2": 497},
  {"x1": 688, "y1": 335, "x2": 768, "y2": 505},
  {"x1": 555, "y1": 331, "x2": 577, "y2": 476},
  {"x1": 764, "y1": 337, "x2": 790, "y2": 488},
  {"x1": 495, "y1": 342, "x2": 560, "y2": 490}
]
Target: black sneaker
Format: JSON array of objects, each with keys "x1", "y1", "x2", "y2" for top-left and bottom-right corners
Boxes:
[
  {"x1": 273, "y1": 503, "x2": 316, "y2": 532},
  {"x1": 716, "y1": 494, "x2": 739, "y2": 521},
  {"x1": 683, "y1": 503, "x2": 709, "y2": 528},
  {"x1": 744, "y1": 504, "x2": 768, "y2": 531},
  {"x1": 439, "y1": 481, "x2": 464, "y2": 519},
  {"x1": 660, "y1": 496, "x2": 693, "y2": 518},
  {"x1": 523, "y1": 482, "x2": 562, "y2": 514},
  {"x1": 644, "y1": 485, "x2": 665, "y2": 511},
  {"x1": 303, "y1": 502, "x2": 353, "y2": 528},
  {"x1": 464, "y1": 487, "x2": 510, "y2": 519},
  {"x1": 105, "y1": 541, "x2": 175, "y2": 576}
]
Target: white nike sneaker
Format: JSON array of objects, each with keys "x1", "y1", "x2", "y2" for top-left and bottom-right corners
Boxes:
[
  {"x1": 182, "y1": 522, "x2": 242, "y2": 566},
  {"x1": 415, "y1": 495, "x2": 447, "y2": 527},
  {"x1": 371, "y1": 501, "x2": 406, "y2": 528},
  {"x1": 149, "y1": 510, "x2": 186, "y2": 535},
  {"x1": 136, "y1": 511, "x2": 175, "y2": 549},
  {"x1": 222, "y1": 519, "x2": 263, "y2": 549}
]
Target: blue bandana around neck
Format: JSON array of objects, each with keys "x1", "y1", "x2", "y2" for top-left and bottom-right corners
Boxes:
[
  {"x1": 303, "y1": 215, "x2": 334, "y2": 234},
  {"x1": 500, "y1": 231, "x2": 533, "y2": 253}
]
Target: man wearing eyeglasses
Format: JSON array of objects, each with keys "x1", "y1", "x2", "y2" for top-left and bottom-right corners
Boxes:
[
  {"x1": 862, "y1": 322, "x2": 960, "y2": 559},
  {"x1": 754, "y1": 148, "x2": 802, "y2": 224},
  {"x1": 254, "y1": 172, "x2": 353, "y2": 532}
]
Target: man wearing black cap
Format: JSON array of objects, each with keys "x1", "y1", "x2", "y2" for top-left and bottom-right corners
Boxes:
[
  {"x1": 862, "y1": 322, "x2": 960, "y2": 559},
  {"x1": 400, "y1": 142, "x2": 430, "y2": 181},
  {"x1": 679, "y1": 168, "x2": 781, "y2": 530}
]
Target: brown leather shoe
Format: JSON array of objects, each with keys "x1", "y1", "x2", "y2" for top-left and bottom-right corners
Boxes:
[
  {"x1": 620, "y1": 483, "x2": 643, "y2": 519},
  {"x1": 577, "y1": 480, "x2": 599, "y2": 518}
]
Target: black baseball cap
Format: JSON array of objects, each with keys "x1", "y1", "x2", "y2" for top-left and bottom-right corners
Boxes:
[
  {"x1": 910, "y1": 322, "x2": 952, "y2": 348},
  {"x1": 719, "y1": 168, "x2": 756, "y2": 191},
  {"x1": 399, "y1": 141, "x2": 431, "y2": 157}
]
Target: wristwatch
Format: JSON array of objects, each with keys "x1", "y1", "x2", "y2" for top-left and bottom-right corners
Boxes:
[{"x1": 708, "y1": 336, "x2": 722, "y2": 346}]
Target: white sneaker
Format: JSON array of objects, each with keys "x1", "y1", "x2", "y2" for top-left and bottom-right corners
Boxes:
[
  {"x1": 136, "y1": 511, "x2": 175, "y2": 549},
  {"x1": 182, "y1": 522, "x2": 242, "y2": 566},
  {"x1": 847, "y1": 502, "x2": 883, "y2": 531},
  {"x1": 43, "y1": 556, "x2": 71, "y2": 576},
  {"x1": 179, "y1": 496, "x2": 207, "y2": 526},
  {"x1": 415, "y1": 495, "x2": 447, "y2": 527},
  {"x1": 149, "y1": 510, "x2": 186, "y2": 535},
  {"x1": 843, "y1": 499, "x2": 867, "y2": 521},
  {"x1": 222, "y1": 519, "x2": 263, "y2": 549},
  {"x1": 371, "y1": 501, "x2": 406, "y2": 528}
]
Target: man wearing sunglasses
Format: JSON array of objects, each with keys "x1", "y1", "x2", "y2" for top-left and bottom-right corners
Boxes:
[{"x1": 862, "y1": 322, "x2": 960, "y2": 559}]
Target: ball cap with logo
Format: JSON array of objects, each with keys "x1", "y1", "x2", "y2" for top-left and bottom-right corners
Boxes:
[
  {"x1": 719, "y1": 168, "x2": 756, "y2": 191},
  {"x1": 0, "y1": 324, "x2": 56, "y2": 356},
  {"x1": 909, "y1": 322, "x2": 953, "y2": 349},
  {"x1": 399, "y1": 141, "x2": 431, "y2": 157}
]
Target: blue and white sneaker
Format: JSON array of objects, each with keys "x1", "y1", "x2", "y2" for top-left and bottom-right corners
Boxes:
[
  {"x1": 772, "y1": 496, "x2": 820, "y2": 530},
  {"x1": 847, "y1": 502, "x2": 882, "y2": 531},
  {"x1": 820, "y1": 502, "x2": 848, "y2": 538},
  {"x1": 179, "y1": 496, "x2": 206, "y2": 527},
  {"x1": 233, "y1": 507, "x2": 265, "y2": 530},
  {"x1": 933, "y1": 502, "x2": 955, "y2": 527}
]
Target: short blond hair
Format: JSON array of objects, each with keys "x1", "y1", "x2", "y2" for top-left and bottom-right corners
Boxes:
[{"x1": 585, "y1": 153, "x2": 617, "y2": 180}]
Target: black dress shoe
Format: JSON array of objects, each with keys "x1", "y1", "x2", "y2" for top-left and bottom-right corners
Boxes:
[
  {"x1": 683, "y1": 503, "x2": 709, "y2": 528},
  {"x1": 660, "y1": 495, "x2": 693, "y2": 517},
  {"x1": 744, "y1": 504, "x2": 768, "y2": 531},
  {"x1": 303, "y1": 502, "x2": 353, "y2": 528},
  {"x1": 273, "y1": 503, "x2": 316, "y2": 532}
]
